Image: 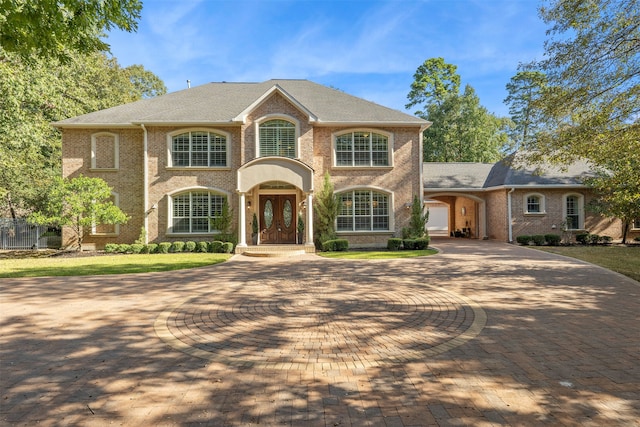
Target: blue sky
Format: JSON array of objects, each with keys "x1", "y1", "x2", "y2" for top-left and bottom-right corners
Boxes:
[{"x1": 106, "y1": 0, "x2": 548, "y2": 117}]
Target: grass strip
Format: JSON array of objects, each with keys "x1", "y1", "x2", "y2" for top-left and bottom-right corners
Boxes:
[
  {"x1": 535, "y1": 246, "x2": 640, "y2": 283},
  {"x1": 0, "y1": 253, "x2": 231, "y2": 278}
]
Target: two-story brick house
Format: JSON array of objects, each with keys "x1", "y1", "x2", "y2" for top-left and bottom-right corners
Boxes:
[{"x1": 54, "y1": 79, "x2": 430, "y2": 251}]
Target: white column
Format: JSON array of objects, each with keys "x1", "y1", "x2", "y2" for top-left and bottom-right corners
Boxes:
[
  {"x1": 305, "y1": 192, "x2": 314, "y2": 248},
  {"x1": 237, "y1": 192, "x2": 247, "y2": 247}
]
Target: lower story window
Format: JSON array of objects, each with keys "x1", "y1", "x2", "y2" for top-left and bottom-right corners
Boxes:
[
  {"x1": 633, "y1": 218, "x2": 640, "y2": 230},
  {"x1": 171, "y1": 191, "x2": 226, "y2": 233},
  {"x1": 337, "y1": 190, "x2": 389, "y2": 231}
]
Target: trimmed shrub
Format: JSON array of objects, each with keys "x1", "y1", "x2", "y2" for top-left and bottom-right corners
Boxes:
[
  {"x1": 222, "y1": 242, "x2": 234, "y2": 253},
  {"x1": 158, "y1": 242, "x2": 171, "y2": 253},
  {"x1": 104, "y1": 243, "x2": 118, "y2": 253},
  {"x1": 414, "y1": 237, "x2": 430, "y2": 250},
  {"x1": 576, "y1": 233, "x2": 590, "y2": 245},
  {"x1": 197, "y1": 241, "x2": 209, "y2": 253},
  {"x1": 600, "y1": 235, "x2": 612, "y2": 244},
  {"x1": 544, "y1": 234, "x2": 561, "y2": 246},
  {"x1": 117, "y1": 244, "x2": 132, "y2": 253},
  {"x1": 170, "y1": 241, "x2": 185, "y2": 253},
  {"x1": 210, "y1": 241, "x2": 224, "y2": 253},
  {"x1": 146, "y1": 243, "x2": 158, "y2": 254},
  {"x1": 403, "y1": 239, "x2": 417, "y2": 250},
  {"x1": 516, "y1": 235, "x2": 532, "y2": 245},
  {"x1": 532, "y1": 235, "x2": 546, "y2": 246},
  {"x1": 130, "y1": 243, "x2": 144, "y2": 254},
  {"x1": 587, "y1": 234, "x2": 600, "y2": 245},
  {"x1": 185, "y1": 241, "x2": 197, "y2": 252},
  {"x1": 387, "y1": 238, "x2": 403, "y2": 251},
  {"x1": 634, "y1": 236, "x2": 640, "y2": 242},
  {"x1": 321, "y1": 239, "x2": 349, "y2": 252},
  {"x1": 334, "y1": 239, "x2": 348, "y2": 251}
]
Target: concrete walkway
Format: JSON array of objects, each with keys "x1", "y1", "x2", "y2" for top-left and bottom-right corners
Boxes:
[{"x1": 1, "y1": 239, "x2": 639, "y2": 426}]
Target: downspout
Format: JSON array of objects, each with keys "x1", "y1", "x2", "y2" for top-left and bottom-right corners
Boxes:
[
  {"x1": 141, "y1": 124, "x2": 149, "y2": 244},
  {"x1": 507, "y1": 187, "x2": 515, "y2": 243}
]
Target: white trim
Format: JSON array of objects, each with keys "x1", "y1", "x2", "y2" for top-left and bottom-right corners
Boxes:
[
  {"x1": 234, "y1": 84, "x2": 318, "y2": 123},
  {"x1": 523, "y1": 192, "x2": 546, "y2": 215},
  {"x1": 331, "y1": 128, "x2": 394, "y2": 168},
  {"x1": 563, "y1": 192, "x2": 585, "y2": 230},
  {"x1": 90, "y1": 132, "x2": 119, "y2": 170},
  {"x1": 166, "y1": 128, "x2": 231, "y2": 168}
]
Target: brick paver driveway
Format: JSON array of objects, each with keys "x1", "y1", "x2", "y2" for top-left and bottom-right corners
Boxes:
[{"x1": 1, "y1": 239, "x2": 639, "y2": 426}]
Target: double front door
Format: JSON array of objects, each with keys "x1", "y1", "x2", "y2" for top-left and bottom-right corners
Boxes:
[{"x1": 259, "y1": 195, "x2": 296, "y2": 244}]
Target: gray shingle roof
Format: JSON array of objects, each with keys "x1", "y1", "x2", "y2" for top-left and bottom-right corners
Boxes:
[
  {"x1": 54, "y1": 79, "x2": 428, "y2": 127},
  {"x1": 424, "y1": 157, "x2": 596, "y2": 190}
]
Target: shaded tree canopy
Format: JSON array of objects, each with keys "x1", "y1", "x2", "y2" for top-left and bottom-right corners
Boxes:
[
  {"x1": 0, "y1": 0, "x2": 142, "y2": 61},
  {"x1": 0, "y1": 49, "x2": 166, "y2": 217},
  {"x1": 517, "y1": 0, "x2": 640, "y2": 232}
]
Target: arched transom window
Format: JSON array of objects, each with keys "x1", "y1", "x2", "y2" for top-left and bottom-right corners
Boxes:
[
  {"x1": 259, "y1": 119, "x2": 296, "y2": 158},
  {"x1": 171, "y1": 131, "x2": 227, "y2": 167},
  {"x1": 337, "y1": 190, "x2": 389, "y2": 231},
  {"x1": 335, "y1": 131, "x2": 389, "y2": 167},
  {"x1": 170, "y1": 191, "x2": 227, "y2": 233}
]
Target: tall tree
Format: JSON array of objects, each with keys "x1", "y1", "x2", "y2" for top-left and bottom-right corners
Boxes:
[
  {"x1": 0, "y1": 50, "x2": 166, "y2": 217},
  {"x1": 407, "y1": 58, "x2": 508, "y2": 163},
  {"x1": 406, "y1": 57, "x2": 461, "y2": 115},
  {"x1": 0, "y1": 0, "x2": 142, "y2": 61},
  {"x1": 504, "y1": 69, "x2": 548, "y2": 151}
]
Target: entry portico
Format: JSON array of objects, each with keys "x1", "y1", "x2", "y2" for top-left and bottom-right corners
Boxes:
[{"x1": 236, "y1": 157, "x2": 314, "y2": 249}]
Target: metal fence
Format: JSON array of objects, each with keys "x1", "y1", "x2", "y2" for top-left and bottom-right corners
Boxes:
[{"x1": 0, "y1": 219, "x2": 52, "y2": 250}]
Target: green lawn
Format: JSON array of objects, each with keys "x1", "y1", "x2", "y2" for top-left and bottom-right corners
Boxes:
[
  {"x1": 535, "y1": 246, "x2": 640, "y2": 283},
  {"x1": 317, "y1": 249, "x2": 438, "y2": 259},
  {"x1": 0, "y1": 253, "x2": 231, "y2": 278}
]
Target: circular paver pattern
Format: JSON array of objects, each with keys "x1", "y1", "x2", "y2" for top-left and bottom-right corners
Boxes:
[{"x1": 155, "y1": 279, "x2": 486, "y2": 369}]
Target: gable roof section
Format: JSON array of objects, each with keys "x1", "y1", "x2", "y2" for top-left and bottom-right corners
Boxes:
[
  {"x1": 424, "y1": 157, "x2": 596, "y2": 191},
  {"x1": 54, "y1": 79, "x2": 429, "y2": 128}
]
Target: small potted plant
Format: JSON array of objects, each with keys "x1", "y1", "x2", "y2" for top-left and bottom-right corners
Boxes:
[
  {"x1": 251, "y1": 213, "x2": 259, "y2": 245},
  {"x1": 297, "y1": 212, "x2": 304, "y2": 244}
]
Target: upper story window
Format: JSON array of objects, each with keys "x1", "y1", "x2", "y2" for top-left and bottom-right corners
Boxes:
[
  {"x1": 524, "y1": 193, "x2": 545, "y2": 214},
  {"x1": 91, "y1": 132, "x2": 119, "y2": 170},
  {"x1": 259, "y1": 119, "x2": 296, "y2": 158},
  {"x1": 564, "y1": 193, "x2": 584, "y2": 230},
  {"x1": 337, "y1": 189, "x2": 390, "y2": 232},
  {"x1": 335, "y1": 131, "x2": 390, "y2": 167},
  {"x1": 170, "y1": 190, "x2": 227, "y2": 234},
  {"x1": 170, "y1": 130, "x2": 228, "y2": 167}
]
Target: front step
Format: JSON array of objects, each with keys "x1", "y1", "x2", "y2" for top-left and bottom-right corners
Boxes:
[{"x1": 235, "y1": 244, "x2": 315, "y2": 257}]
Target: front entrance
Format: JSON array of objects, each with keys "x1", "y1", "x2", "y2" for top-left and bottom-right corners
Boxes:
[{"x1": 259, "y1": 195, "x2": 296, "y2": 244}]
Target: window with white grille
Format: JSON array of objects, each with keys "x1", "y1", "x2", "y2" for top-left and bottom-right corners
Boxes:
[
  {"x1": 170, "y1": 131, "x2": 228, "y2": 167},
  {"x1": 335, "y1": 131, "x2": 389, "y2": 167},
  {"x1": 170, "y1": 191, "x2": 226, "y2": 234},
  {"x1": 337, "y1": 190, "x2": 389, "y2": 231}
]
